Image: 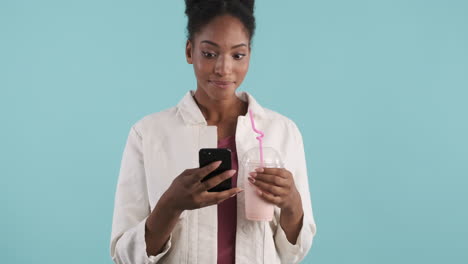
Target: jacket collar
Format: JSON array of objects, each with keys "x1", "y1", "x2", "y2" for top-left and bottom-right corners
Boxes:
[{"x1": 176, "y1": 90, "x2": 267, "y2": 126}]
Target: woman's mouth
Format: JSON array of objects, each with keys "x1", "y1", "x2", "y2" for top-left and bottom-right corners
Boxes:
[{"x1": 209, "y1": 80, "x2": 234, "y2": 89}]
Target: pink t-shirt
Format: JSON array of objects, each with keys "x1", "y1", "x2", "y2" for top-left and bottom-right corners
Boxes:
[{"x1": 217, "y1": 135, "x2": 238, "y2": 264}]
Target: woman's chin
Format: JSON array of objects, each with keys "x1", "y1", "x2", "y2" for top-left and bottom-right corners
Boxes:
[{"x1": 204, "y1": 86, "x2": 237, "y2": 100}]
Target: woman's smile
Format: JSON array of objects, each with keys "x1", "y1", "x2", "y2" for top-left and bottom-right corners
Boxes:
[{"x1": 208, "y1": 80, "x2": 235, "y2": 89}]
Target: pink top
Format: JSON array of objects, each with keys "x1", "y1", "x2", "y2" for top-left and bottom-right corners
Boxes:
[{"x1": 217, "y1": 135, "x2": 238, "y2": 264}]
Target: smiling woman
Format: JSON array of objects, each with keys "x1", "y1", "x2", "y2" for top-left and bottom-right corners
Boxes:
[
  {"x1": 187, "y1": 14, "x2": 251, "y2": 104},
  {"x1": 110, "y1": 1, "x2": 317, "y2": 263}
]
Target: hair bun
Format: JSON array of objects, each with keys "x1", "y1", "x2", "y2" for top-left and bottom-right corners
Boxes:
[
  {"x1": 184, "y1": 0, "x2": 256, "y2": 41},
  {"x1": 238, "y1": 0, "x2": 254, "y2": 13},
  {"x1": 185, "y1": 0, "x2": 254, "y2": 15},
  {"x1": 184, "y1": 0, "x2": 203, "y2": 16}
]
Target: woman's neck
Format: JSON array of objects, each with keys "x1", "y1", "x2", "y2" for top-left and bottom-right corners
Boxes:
[{"x1": 193, "y1": 89, "x2": 247, "y2": 124}]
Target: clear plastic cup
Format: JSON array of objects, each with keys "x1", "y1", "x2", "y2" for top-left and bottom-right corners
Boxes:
[{"x1": 242, "y1": 147, "x2": 284, "y2": 221}]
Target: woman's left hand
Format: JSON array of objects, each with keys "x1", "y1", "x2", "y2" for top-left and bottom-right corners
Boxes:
[{"x1": 248, "y1": 167, "x2": 302, "y2": 213}]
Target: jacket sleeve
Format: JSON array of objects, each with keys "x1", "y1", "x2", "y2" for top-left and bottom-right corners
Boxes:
[
  {"x1": 274, "y1": 122, "x2": 317, "y2": 263},
  {"x1": 110, "y1": 126, "x2": 172, "y2": 263}
]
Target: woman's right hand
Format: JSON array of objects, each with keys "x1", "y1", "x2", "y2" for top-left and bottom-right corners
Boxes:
[
  {"x1": 161, "y1": 161, "x2": 243, "y2": 212},
  {"x1": 145, "y1": 161, "x2": 242, "y2": 256}
]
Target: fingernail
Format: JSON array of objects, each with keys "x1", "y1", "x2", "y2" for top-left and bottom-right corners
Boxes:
[
  {"x1": 231, "y1": 189, "x2": 243, "y2": 197},
  {"x1": 249, "y1": 172, "x2": 257, "y2": 177},
  {"x1": 257, "y1": 189, "x2": 262, "y2": 195},
  {"x1": 227, "y1": 170, "x2": 237, "y2": 176},
  {"x1": 213, "y1": 160, "x2": 222, "y2": 167},
  {"x1": 255, "y1": 168, "x2": 264, "y2": 173},
  {"x1": 248, "y1": 177, "x2": 255, "y2": 183}
]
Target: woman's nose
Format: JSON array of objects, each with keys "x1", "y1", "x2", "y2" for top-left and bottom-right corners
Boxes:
[{"x1": 214, "y1": 55, "x2": 232, "y2": 76}]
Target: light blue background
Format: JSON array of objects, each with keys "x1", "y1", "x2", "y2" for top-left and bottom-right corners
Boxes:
[{"x1": 1, "y1": 0, "x2": 467, "y2": 263}]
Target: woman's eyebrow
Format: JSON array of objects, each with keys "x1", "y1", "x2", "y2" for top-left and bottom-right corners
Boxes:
[{"x1": 200, "y1": 40, "x2": 247, "y2": 49}]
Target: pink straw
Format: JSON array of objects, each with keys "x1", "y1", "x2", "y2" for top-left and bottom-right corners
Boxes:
[{"x1": 248, "y1": 109, "x2": 264, "y2": 167}]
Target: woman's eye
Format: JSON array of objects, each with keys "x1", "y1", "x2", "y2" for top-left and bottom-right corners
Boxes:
[
  {"x1": 233, "y1": 53, "x2": 246, "y2": 60},
  {"x1": 202, "y1": 51, "x2": 217, "y2": 58}
]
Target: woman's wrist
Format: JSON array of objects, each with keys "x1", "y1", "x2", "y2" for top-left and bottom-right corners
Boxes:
[
  {"x1": 279, "y1": 192, "x2": 304, "y2": 244},
  {"x1": 146, "y1": 193, "x2": 183, "y2": 233},
  {"x1": 282, "y1": 189, "x2": 303, "y2": 216},
  {"x1": 160, "y1": 190, "x2": 184, "y2": 215}
]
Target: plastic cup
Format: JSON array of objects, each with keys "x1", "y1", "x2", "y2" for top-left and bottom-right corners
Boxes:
[{"x1": 242, "y1": 147, "x2": 284, "y2": 221}]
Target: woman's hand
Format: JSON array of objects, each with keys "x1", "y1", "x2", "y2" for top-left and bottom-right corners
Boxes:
[
  {"x1": 146, "y1": 161, "x2": 241, "y2": 256},
  {"x1": 248, "y1": 168, "x2": 302, "y2": 214},
  {"x1": 162, "y1": 161, "x2": 243, "y2": 213},
  {"x1": 248, "y1": 167, "x2": 304, "y2": 244}
]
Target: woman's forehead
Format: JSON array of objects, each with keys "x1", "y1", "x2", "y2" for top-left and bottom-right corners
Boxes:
[{"x1": 194, "y1": 15, "x2": 250, "y2": 48}]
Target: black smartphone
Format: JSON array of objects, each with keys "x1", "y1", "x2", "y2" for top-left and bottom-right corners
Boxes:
[{"x1": 199, "y1": 148, "x2": 232, "y2": 192}]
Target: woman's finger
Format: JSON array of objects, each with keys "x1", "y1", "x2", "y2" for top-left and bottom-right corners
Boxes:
[
  {"x1": 256, "y1": 188, "x2": 281, "y2": 205},
  {"x1": 198, "y1": 169, "x2": 236, "y2": 192},
  {"x1": 191, "y1": 160, "x2": 223, "y2": 183},
  {"x1": 255, "y1": 167, "x2": 290, "y2": 179},
  {"x1": 248, "y1": 177, "x2": 287, "y2": 196},
  {"x1": 204, "y1": 187, "x2": 243, "y2": 205},
  {"x1": 249, "y1": 172, "x2": 288, "y2": 187}
]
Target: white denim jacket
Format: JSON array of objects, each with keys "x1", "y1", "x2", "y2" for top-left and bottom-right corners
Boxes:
[{"x1": 110, "y1": 90, "x2": 317, "y2": 264}]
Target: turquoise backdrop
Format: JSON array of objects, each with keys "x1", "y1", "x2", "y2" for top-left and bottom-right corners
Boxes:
[{"x1": 1, "y1": 0, "x2": 467, "y2": 263}]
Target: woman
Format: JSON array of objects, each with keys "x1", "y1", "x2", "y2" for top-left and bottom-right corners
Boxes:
[{"x1": 110, "y1": 0, "x2": 317, "y2": 263}]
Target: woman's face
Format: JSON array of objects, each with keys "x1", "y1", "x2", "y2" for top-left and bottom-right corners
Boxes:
[{"x1": 186, "y1": 15, "x2": 251, "y2": 101}]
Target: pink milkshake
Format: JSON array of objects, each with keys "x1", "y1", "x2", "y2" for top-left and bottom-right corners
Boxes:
[{"x1": 242, "y1": 147, "x2": 284, "y2": 221}]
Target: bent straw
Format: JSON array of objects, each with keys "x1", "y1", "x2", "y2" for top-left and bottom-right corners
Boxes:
[{"x1": 248, "y1": 109, "x2": 264, "y2": 167}]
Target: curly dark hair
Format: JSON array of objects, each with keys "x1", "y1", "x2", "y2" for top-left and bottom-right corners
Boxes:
[{"x1": 184, "y1": 0, "x2": 256, "y2": 43}]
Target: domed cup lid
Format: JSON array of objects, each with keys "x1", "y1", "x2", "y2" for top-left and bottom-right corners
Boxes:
[{"x1": 241, "y1": 146, "x2": 284, "y2": 167}]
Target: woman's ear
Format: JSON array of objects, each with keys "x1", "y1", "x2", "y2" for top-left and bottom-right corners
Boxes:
[{"x1": 185, "y1": 40, "x2": 193, "y2": 64}]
